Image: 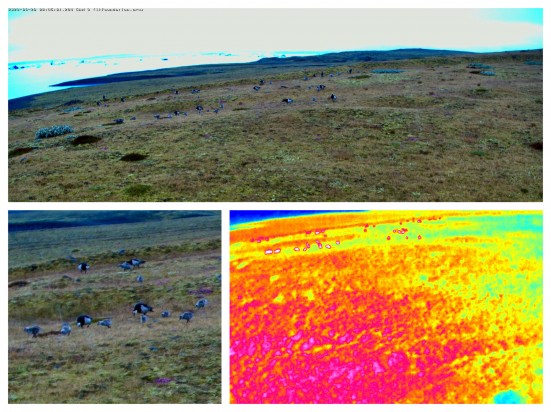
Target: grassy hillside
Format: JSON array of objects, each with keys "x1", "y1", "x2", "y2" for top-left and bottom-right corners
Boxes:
[
  {"x1": 8, "y1": 50, "x2": 542, "y2": 201},
  {"x1": 8, "y1": 212, "x2": 221, "y2": 403}
]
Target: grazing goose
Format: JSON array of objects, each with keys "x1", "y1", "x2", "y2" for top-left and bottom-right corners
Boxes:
[
  {"x1": 130, "y1": 258, "x2": 145, "y2": 268},
  {"x1": 97, "y1": 319, "x2": 112, "y2": 328},
  {"x1": 24, "y1": 325, "x2": 41, "y2": 338},
  {"x1": 133, "y1": 302, "x2": 153, "y2": 316},
  {"x1": 60, "y1": 322, "x2": 72, "y2": 335},
  {"x1": 179, "y1": 311, "x2": 194, "y2": 323},
  {"x1": 78, "y1": 262, "x2": 90, "y2": 273},
  {"x1": 76, "y1": 315, "x2": 93, "y2": 328},
  {"x1": 119, "y1": 262, "x2": 132, "y2": 271}
]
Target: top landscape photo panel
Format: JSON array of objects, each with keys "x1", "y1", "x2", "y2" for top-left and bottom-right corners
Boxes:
[{"x1": 8, "y1": 8, "x2": 543, "y2": 202}]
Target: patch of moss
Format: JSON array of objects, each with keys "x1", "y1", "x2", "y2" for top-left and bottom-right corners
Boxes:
[{"x1": 124, "y1": 184, "x2": 152, "y2": 196}]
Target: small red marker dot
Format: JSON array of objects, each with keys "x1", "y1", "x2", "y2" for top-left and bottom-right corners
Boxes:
[
  {"x1": 418, "y1": 235, "x2": 422, "y2": 240},
  {"x1": 387, "y1": 236, "x2": 391, "y2": 241}
]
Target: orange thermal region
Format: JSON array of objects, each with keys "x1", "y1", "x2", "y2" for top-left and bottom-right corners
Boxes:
[{"x1": 230, "y1": 211, "x2": 543, "y2": 403}]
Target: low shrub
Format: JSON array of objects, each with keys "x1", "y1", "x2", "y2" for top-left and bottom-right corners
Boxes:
[
  {"x1": 35, "y1": 125, "x2": 74, "y2": 139},
  {"x1": 467, "y1": 63, "x2": 492, "y2": 69}
]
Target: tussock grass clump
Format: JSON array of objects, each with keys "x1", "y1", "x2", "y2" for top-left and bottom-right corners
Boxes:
[
  {"x1": 71, "y1": 135, "x2": 102, "y2": 146},
  {"x1": 120, "y1": 153, "x2": 148, "y2": 161},
  {"x1": 35, "y1": 125, "x2": 74, "y2": 139},
  {"x1": 8, "y1": 147, "x2": 34, "y2": 158}
]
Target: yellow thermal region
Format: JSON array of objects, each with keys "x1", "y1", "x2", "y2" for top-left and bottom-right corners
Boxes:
[{"x1": 230, "y1": 211, "x2": 542, "y2": 404}]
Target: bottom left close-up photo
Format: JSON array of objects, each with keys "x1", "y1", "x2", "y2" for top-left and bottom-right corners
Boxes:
[{"x1": 7, "y1": 210, "x2": 221, "y2": 404}]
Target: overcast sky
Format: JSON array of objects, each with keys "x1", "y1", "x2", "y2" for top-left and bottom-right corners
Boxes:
[{"x1": 8, "y1": 8, "x2": 543, "y2": 62}]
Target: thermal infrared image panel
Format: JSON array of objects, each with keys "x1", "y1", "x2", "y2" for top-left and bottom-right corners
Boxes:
[{"x1": 230, "y1": 211, "x2": 542, "y2": 404}]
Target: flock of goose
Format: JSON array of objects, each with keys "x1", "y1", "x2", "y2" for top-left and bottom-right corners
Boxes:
[{"x1": 22, "y1": 259, "x2": 211, "y2": 338}]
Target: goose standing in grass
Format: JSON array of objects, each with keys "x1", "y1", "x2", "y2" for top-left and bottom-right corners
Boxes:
[
  {"x1": 136, "y1": 274, "x2": 144, "y2": 283},
  {"x1": 76, "y1": 315, "x2": 93, "y2": 328},
  {"x1": 141, "y1": 314, "x2": 148, "y2": 323},
  {"x1": 78, "y1": 262, "x2": 90, "y2": 273},
  {"x1": 24, "y1": 325, "x2": 41, "y2": 338},
  {"x1": 179, "y1": 311, "x2": 194, "y2": 323},
  {"x1": 282, "y1": 98, "x2": 293, "y2": 104},
  {"x1": 161, "y1": 311, "x2": 170, "y2": 318},
  {"x1": 119, "y1": 261, "x2": 132, "y2": 271},
  {"x1": 195, "y1": 298, "x2": 208, "y2": 310},
  {"x1": 133, "y1": 302, "x2": 153, "y2": 316},
  {"x1": 60, "y1": 322, "x2": 72, "y2": 335},
  {"x1": 330, "y1": 94, "x2": 337, "y2": 101},
  {"x1": 98, "y1": 319, "x2": 112, "y2": 328},
  {"x1": 130, "y1": 258, "x2": 145, "y2": 268}
]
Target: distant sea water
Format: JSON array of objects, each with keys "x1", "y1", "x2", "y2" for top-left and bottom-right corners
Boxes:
[{"x1": 8, "y1": 51, "x2": 324, "y2": 100}]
